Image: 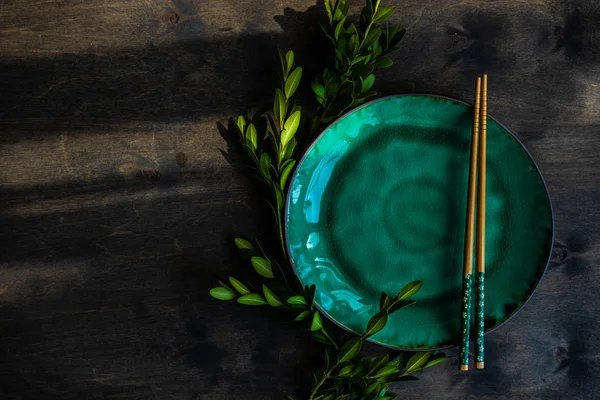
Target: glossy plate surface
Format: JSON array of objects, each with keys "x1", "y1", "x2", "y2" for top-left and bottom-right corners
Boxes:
[{"x1": 285, "y1": 95, "x2": 553, "y2": 349}]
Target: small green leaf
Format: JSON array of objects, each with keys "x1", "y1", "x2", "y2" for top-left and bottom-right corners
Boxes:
[
  {"x1": 348, "y1": 33, "x2": 359, "y2": 58},
  {"x1": 280, "y1": 159, "x2": 296, "y2": 188},
  {"x1": 373, "y1": 5, "x2": 395, "y2": 22},
  {"x1": 351, "y1": 54, "x2": 370, "y2": 66},
  {"x1": 366, "y1": 353, "x2": 389, "y2": 376},
  {"x1": 273, "y1": 183, "x2": 284, "y2": 210},
  {"x1": 266, "y1": 113, "x2": 279, "y2": 138},
  {"x1": 280, "y1": 159, "x2": 295, "y2": 174},
  {"x1": 283, "y1": 137, "x2": 296, "y2": 160},
  {"x1": 338, "y1": 337, "x2": 362, "y2": 363},
  {"x1": 245, "y1": 123, "x2": 258, "y2": 151},
  {"x1": 373, "y1": 36, "x2": 383, "y2": 57},
  {"x1": 389, "y1": 23, "x2": 402, "y2": 39},
  {"x1": 324, "y1": 0, "x2": 333, "y2": 23},
  {"x1": 294, "y1": 310, "x2": 312, "y2": 321},
  {"x1": 333, "y1": 1, "x2": 345, "y2": 21},
  {"x1": 262, "y1": 284, "x2": 284, "y2": 307},
  {"x1": 362, "y1": 73, "x2": 375, "y2": 92},
  {"x1": 259, "y1": 152, "x2": 272, "y2": 180},
  {"x1": 347, "y1": 21, "x2": 358, "y2": 36},
  {"x1": 405, "y1": 352, "x2": 431, "y2": 373},
  {"x1": 285, "y1": 50, "x2": 294, "y2": 76},
  {"x1": 373, "y1": 365, "x2": 399, "y2": 378},
  {"x1": 250, "y1": 256, "x2": 274, "y2": 278},
  {"x1": 389, "y1": 26, "x2": 406, "y2": 48},
  {"x1": 351, "y1": 97, "x2": 367, "y2": 108},
  {"x1": 234, "y1": 237, "x2": 254, "y2": 250},
  {"x1": 325, "y1": 81, "x2": 340, "y2": 98},
  {"x1": 218, "y1": 280, "x2": 232, "y2": 289},
  {"x1": 311, "y1": 330, "x2": 331, "y2": 346},
  {"x1": 423, "y1": 356, "x2": 450, "y2": 369},
  {"x1": 274, "y1": 88, "x2": 287, "y2": 124},
  {"x1": 364, "y1": 381, "x2": 383, "y2": 398},
  {"x1": 374, "y1": 396, "x2": 396, "y2": 400},
  {"x1": 339, "y1": 0, "x2": 349, "y2": 16},
  {"x1": 310, "y1": 311, "x2": 323, "y2": 331},
  {"x1": 389, "y1": 299, "x2": 416, "y2": 314},
  {"x1": 373, "y1": 57, "x2": 393, "y2": 68},
  {"x1": 379, "y1": 292, "x2": 393, "y2": 311},
  {"x1": 311, "y1": 81, "x2": 326, "y2": 98},
  {"x1": 396, "y1": 280, "x2": 423, "y2": 300},
  {"x1": 228, "y1": 277, "x2": 250, "y2": 295},
  {"x1": 277, "y1": 49, "x2": 287, "y2": 77},
  {"x1": 237, "y1": 293, "x2": 268, "y2": 306},
  {"x1": 334, "y1": 16, "x2": 347, "y2": 40},
  {"x1": 209, "y1": 287, "x2": 236, "y2": 300},
  {"x1": 364, "y1": 311, "x2": 388, "y2": 337},
  {"x1": 389, "y1": 300, "x2": 417, "y2": 314},
  {"x1": 351, "y1": 63, "x2": 374, "y2": 77},
  {"x1": 360, "y1": 2, "x2": 373, "y2": 31},
  {"x1": 236, "y1": 115, "x2": 246, "y2": 134},
  {"x1": 358, "y1": 90, "x2": 378, "y2": 100},
  {"x1": 282, "y1": 110, "x2": 301, "y2": 147},
  {"x1": 287, "y1": 295, "x2": 307, "y2": 306},
  {"x1": 362, "y1": 27, "x2": 382, "y2": 49},
  {"x1": 338, "y1": 364, "x2": 354, "y2": 377},
  {"x1": 284, "y1": 67, "x2": 302, "y2": 99},
  {"x1": 334, "y1": 48, "x2": 344, "y2": 66}
]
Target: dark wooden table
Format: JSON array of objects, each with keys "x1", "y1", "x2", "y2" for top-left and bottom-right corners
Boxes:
[{"x1": 1, "y1": 0, "x2": 599, "y2": 399}]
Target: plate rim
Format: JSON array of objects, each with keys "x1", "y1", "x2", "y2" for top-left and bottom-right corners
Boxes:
[{"x1": 283, "y1": 93, "x2": 556, "y2": 351}]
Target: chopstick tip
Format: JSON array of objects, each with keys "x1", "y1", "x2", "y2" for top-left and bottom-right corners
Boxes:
[
  {"x1": 460, "y1": 365, "x2": 469, "y2": 371},
  {"x1": 476, "y1": 362, "x2": 485, "y2": 369}
]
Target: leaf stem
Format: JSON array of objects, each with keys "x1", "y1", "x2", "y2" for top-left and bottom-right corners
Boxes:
[
  {"x1": 308, "y1": 360, "x2": 340, "y2": 400},
  {"x1": 320, "y1": 328, "x2": 339, "y2": 350}
]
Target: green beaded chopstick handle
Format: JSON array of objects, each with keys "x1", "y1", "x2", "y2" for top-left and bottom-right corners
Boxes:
[
  {"x1": 475, "y1": 74, "x2": 488, "y2": 369},
  {"x1": 475, "y1": 271, "x2": 485, "y2": 368},
  {"x1": 459, "y1": 76, "x2": 482, "y2": 371},
  {"x1": 459, "y1": 274, "x2": 473, "y2": 370}
]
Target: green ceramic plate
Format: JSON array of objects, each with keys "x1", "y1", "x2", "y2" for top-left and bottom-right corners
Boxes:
[{"x1": 285, "y1": 95, "x2": 554, "y2": 350}]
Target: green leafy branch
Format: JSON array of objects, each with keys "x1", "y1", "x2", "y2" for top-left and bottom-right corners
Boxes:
[
  {"x1": 210, "y1": 236, "x2": 338, "y2": 349},
  {"x1": 303, "y1": 281, "x2": 449, "y2": 400},
  {"x1": 234, "y1": 50, "x2": 302, "y2": 257},
  {"x1": 311, "y1": 0, "x2": 406, "y2": 129},
  {"x1": 211, "y1": 242, "x2": 449, "y2": 400}
]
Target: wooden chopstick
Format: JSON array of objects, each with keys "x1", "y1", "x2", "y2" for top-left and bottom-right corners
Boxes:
[
  {"x1": 475, "y1": 74, "x2": 488, "y2": 369},
  {"x1": 459, "y1": 76, "x2": 482, "y2": 371}
]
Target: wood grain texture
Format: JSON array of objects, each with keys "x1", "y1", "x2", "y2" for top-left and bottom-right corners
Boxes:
[{"x1": 1, "y1": 0, "x2": 599, "y2": 399}]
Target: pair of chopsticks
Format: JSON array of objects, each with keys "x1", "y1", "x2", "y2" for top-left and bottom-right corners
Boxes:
[{"x1": 459, "y1": 75, "x2": 488, "y2": 371}]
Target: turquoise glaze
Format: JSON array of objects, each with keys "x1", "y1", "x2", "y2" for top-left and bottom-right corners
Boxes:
[{"x1": 285, "y1": 95, "x2": 553, "y2": 349}]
